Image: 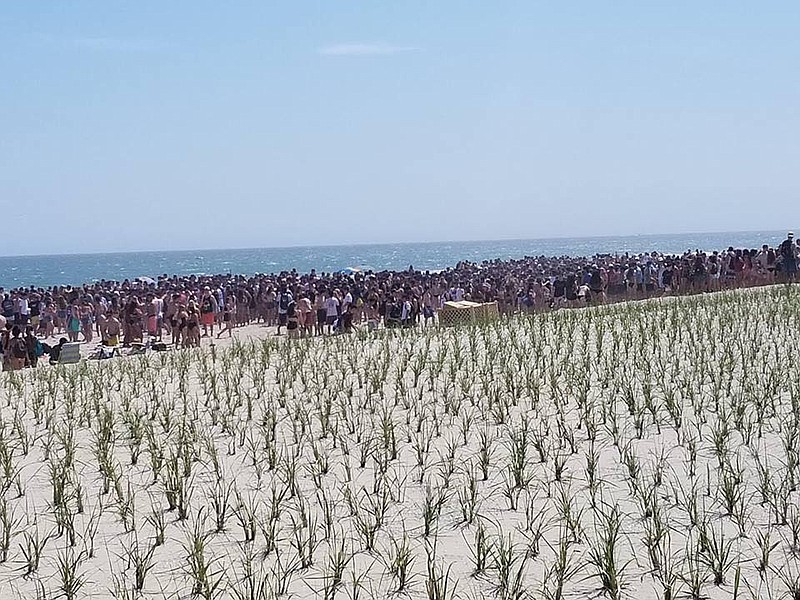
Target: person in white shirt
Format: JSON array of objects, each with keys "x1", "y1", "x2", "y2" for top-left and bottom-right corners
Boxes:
[
  {"x1": 401, "y1": 297, "x2": 412, "y2": 326},
  {"x1": 755, "y1": 244, "x2": 770, "y2": 282},
  {"x1": 342, "y1": 289, "x2": 353, "y2": 313},
  {"x1": 324, "y1": 293, "x2": 340, "y2": 334},
  {"x1": 17, "y1": 294, "x2": 30, "y2": 326},
  {"x1": 152, "y1": 294, "x2": 164, "y2": 340}
]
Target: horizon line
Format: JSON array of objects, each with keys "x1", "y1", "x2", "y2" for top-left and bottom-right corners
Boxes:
[{"x1": 0, "y1": 228, "x2": 787, "y2": 261}]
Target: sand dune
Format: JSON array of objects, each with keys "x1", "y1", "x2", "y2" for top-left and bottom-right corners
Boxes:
[{"x1": 0, "y1": 286, "x2": 798, "y2": 600}]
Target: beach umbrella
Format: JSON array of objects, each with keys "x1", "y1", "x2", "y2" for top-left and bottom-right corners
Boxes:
[
  {"x1": 135, "y1": 276, "x2": 156, "y2": 285},
  {"x1": 337, "y1": 267, "x2": 361, "y2": 275}
]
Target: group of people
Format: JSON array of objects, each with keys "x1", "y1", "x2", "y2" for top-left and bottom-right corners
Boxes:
[
  {"x1": 0, "y1": 324, "x2": 42, "y2": 370},
  {"x1": 510, "y1": 235, "x2": 798, "y2": 309},
  {"x1": 0, "y1": 233, "x2": 796, "y2": 363}
]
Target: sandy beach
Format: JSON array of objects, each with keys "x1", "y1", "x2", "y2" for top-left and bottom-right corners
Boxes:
[{"x1": 0, "y1": 285, "x2": 798, "y2": 599}]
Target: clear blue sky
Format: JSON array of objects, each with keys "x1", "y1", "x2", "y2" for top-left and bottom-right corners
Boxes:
[{"x1": 1, "y1": 2, "x2": 798, "y2": 255}]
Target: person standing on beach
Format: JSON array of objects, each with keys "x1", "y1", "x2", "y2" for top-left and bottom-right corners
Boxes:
[
  {"x1": 286, "y1": 299, "x2": 300, "y2": 339},
  {"x1": 297, "y1": 294, "x2": 313, "y2": 336},
  {"x1": 623, "y1": 265, "x2": 636, "y2": 297},
  {"x1": 276, "y1": 286, "x2": 293, "y2": 335},
  {"x1": 24, "y1": 326, "x2": 40, "y2": 368},
  {"x1": 104, "y1": 312, "x2": 121, "y2": 346},
  {"x1": 264, "y1": 286, "x2": 277, "y2": 326},
  {"x1": 707, "y1": 255, "x2": 722, "y2": 291},
  {"x1": 779, "y1": 232, "x2": 797, "y2": 282},
  {"x1": 28, "y1": 293, "x2": 41, "y2": 333},
  {"x1": 661, "y1": 262, "x2": 674, "y2": 293},
  {"x1": 401, "y1": 294, "x2": 413, "y2": 327},
  {"x1": 237, "y1": 287, "x2": 252, "y2": 326},
  {"x1": 145, "y1": 293, "x2": 161, "y2": 340},
  {"x1": 172, "y1": 303, "x2": 187, "y2": 347},
  {"x1": 0, "y1": 324, "x2": 9, "y2": 371},
  {"x1": 755, "y1": 244, "x2": 771, "y2": 283},
  {"x1": 430, "y1": 279, "x2": 443, "y2": 311},
  {"x1": 199, "y1": 287, "x2": 218, "y2": 337},
  {"x1": 6, "y1": 326, "x2": 27, "y2": 370},
  {"x1": 41, "y1": 302, "x2": 55, "y2": 337},
  {"x1": 324, "y1": 291, "x2": 340, "y2": 334},
  {"x1": 55, "y1": 293, "x2": 68, "y2": 334},
  {"x1": 185, "y1": 304, "x2": 201, "y2": 347},
  {"x1": 93, "y1": 295, "x2": 107, "y2": 341},
  {"x1": 79, "y1": 300, "x2": 94, "y2": 343},
  {"x1": 67, "y1": 301, "x2": 81, "y2": 343},
  {"x1": 217, "y1": 295, "x2": 235, "y2": 338},
  {"x1": 589, "y1": 267, "x2": 605, "y2": 304},
  {"x1": 313, "y1": 289, "x2": 326, "y2": 336},
  {"x1": 16, "y1": 292, "x2": 29, "y2": 327},
  {"x1": 0, "y1": 294, "x2": 13, "y2": 327},
  {"x1": 123, "y1": 297, "x2": 143, "y2": 346},
  {"x1": 162, "y1": 294, "x2": 175, "y2": 339},
  {"x1": 422, "y1": 288, "x2": 435, "y2": 325},
  {"x1": 692, "y1": 254, "x2": 709, "y2": 292}
]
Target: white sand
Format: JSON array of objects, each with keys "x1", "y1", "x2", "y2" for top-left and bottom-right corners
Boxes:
[{"x1": 0, "y1": 286, "x2": 798, "y2": 599}]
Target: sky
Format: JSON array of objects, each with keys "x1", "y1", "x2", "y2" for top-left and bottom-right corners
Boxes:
[{"x1": 1, "y1": 1, "x2": 798, "y2": 255}]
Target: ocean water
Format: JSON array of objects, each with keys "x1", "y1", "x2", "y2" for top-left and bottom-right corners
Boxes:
[{"x1": 0, "y1": 231, "x2": 786, "y2": 289}]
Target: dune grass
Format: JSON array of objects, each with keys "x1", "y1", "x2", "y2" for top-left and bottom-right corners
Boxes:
[{"x1": 0, "y1": 285, "x2": 798, "y2": 599}]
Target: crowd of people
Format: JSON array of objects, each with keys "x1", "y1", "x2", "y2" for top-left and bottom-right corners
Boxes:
[{"x1": 1, "y1": 232, "x2": 797, "y2": 369}]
